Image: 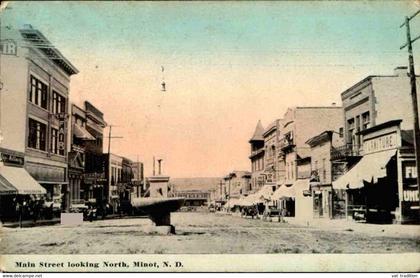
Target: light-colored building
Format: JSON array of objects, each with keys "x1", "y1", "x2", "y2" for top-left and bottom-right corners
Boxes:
[
  {"x1": 275, "y1": 106, "x2": 344, "y2": 220},
  {"x1": 0, "y1": 25, "x2": 78, "y2": 213},
  {"x1": 131, "y1": 161, "x2": 144, "y2": 198},
  {"x1": 223, "y1": 170, "x2": 251, "y2": 199},
  {"x1": 105, "y1": 153, "x2": 123, "y2": 211},
  {"x1": 342, "y1": 66, "x2": 420, "y2": 156},
  {"x1": 306, "y1": 130, "x2": 346, "y2": 219}
]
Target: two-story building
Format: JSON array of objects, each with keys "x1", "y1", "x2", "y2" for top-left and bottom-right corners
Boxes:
[
  {"x1": 275, "y1": 106, "x2": 343, "y2": 220},
  {"x1": 131, "y1": 161, "x2": 144, "y2": 198},
  {"x1": 306, "y1": 130, "x2": 346, "y2": 219}
]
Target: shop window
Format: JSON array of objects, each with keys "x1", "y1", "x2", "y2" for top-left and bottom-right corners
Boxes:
[
  {"x1": 28, "y1": 118, "x2": 47, "y2": 151},
  {"x1": 29, "y1": 75, "x2": 48, "y2": 109}
]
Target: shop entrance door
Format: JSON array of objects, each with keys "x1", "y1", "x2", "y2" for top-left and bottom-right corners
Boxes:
[{"x1": 313, "y1": 191, "x2": 323, "y2": 217}]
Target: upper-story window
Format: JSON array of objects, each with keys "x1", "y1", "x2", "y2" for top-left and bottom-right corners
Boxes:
[
  {"x1": 52, "y1": 91, "x2": 66, "y2": 115},
  {"x1": 51, "y1": 128, "x2": 58, "y2": 155},
  {"x1": 29, "y1": 75, "x2": 48, "y2": 110},
  {"x1": 362, "y1": 112, "x2": 370, "y2": 130},
  {"x1": 28, "y1": 118, "x2": 47, "y2": 151},
  {"x1": 347, "y1": 118, "x2": 355, "y2": 143}
]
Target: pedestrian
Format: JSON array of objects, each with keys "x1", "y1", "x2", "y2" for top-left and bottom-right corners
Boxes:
[{"x1": 33, "y1": 200, "x2": 40, "y2": 223}]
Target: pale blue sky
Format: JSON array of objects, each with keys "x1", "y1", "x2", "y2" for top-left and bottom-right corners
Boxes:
[{"x1": 1, "y1": 1, "x2": 419, "y2": 177}]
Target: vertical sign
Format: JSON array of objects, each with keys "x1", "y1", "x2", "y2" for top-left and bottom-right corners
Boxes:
[{"x1": 58, "y1": 113, "x2": 66, "y2": 152}]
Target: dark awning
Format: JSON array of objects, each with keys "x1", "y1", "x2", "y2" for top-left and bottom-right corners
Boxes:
[{"x1": 73, "y1": 124, "x2": 95, "y2": 140}]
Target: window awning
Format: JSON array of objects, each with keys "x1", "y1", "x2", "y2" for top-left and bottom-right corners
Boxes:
[
  {"x1": 332, "y1": 150, "x2": 396, "y2": 190},
  {"x1": 0, "y1": 164, "x2": 47, "y2": 195},
  {"x1": 272, "y1": 184, "x2": 296, "y2": 199},
  {"x1": 0, "y1": 174, "x2": 17, "y2": 195},
  {"x1": 73, "y1": 124, "x2": 95, "y2": 140},
  {"x1": 272, "y1": 179, "x2": 310, "y2": 199},
  {"x1": 256, "y1": 184, "x2": 276, "y2": 200}
]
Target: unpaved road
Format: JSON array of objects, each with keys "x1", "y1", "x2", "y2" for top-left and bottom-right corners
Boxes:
[{"x1": 1, "y1": 212, "x2": 419, "y2": 254}]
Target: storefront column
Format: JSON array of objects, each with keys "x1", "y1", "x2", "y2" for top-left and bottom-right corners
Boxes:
[
  {"x1": 345, "y1": 191, "x2": 348, "y2": 220},
  {"x1": 396, "y1": 154, "x2": 404, "y2": 223}
]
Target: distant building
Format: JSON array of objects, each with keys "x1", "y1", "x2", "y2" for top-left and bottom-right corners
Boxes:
[
  {"x1": 262, "y1": 119, "x2": 283, "y2": 185},
  {"x1": 80, "y1": 101, "x2": 107, "y2": 207},
  {"x1": 249, "y1": 120, "x2": 265, "y2": 192},
  {"x1": 306, "y1": 130, "x2": 346, "y2": 219},
  {"x1": 172, "y1": 189, "x2": 210, "y2": 206},
  {"x1": 223, "y1": 171, "x2": 252, "y2": 199},
  {"x1": 104, "y1": 153, "x2": 122, "y2": 212},
  {"x1": 131, "y1": 161, "x2": 144, "y2": 198},
  {"x1": 68, "y1": 104, "x2": 95, "y2": 210}
]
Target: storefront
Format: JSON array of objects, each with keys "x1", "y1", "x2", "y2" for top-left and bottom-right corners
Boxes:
[
  {"x1": 0, "y1": 149, "x2": 46, "y2": 221},
  {"x1": 333, "y1": 120, "x2": 418, "y2": 224},
  {"x1": 271, "y1": 184, "x2": 295, "y2": 217}
]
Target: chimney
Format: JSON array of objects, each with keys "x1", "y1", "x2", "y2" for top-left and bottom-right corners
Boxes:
[
  {"x1": 22, "y1": 24, "x2": 33, "y2": 30},
  {"x1": 394, "y1": 66, "x2": 408, "y2": 77}
]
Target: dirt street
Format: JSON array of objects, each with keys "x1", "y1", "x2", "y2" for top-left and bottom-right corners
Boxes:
[{"x1": 1, "y1": 212, "x2": 419, "y2": 254}]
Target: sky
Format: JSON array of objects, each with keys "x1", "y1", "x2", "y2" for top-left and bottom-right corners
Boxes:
[{"x1": 1, "y1": 1, "x2": 419, "y2": 178}]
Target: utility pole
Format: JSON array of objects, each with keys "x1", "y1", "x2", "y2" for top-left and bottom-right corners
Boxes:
[
  {"x1": 105, "y1": 125, "x2": 123, "y2": 155},
  {"x1": 400, "y1": 9, "x2": 420, "y2": 220}
]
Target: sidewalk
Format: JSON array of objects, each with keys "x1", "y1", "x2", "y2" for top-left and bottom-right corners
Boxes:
[
  {"x1": 1, "y1": 218, "x2": 61, "y2": 228},
  {"x1": 284, "y1": 217, "x2": 420, "y2": 238},
  {"x1": 1, "y1": 214, "x2": 150, "y2": 228}
]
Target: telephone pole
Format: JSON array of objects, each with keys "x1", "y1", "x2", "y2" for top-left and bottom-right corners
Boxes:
[
  {"x1": 400, "y1": 9, "x2": 420, "y2": 219},
  {"x1": 105, "y1": 125, "x2": 123, "y2": 155}
]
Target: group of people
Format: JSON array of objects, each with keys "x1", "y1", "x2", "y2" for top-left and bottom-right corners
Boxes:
[{"x1": 7, "y1": 195, "x2": 57, "y2": 224}]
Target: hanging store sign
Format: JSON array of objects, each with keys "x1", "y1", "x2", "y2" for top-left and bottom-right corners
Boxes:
[
  {"x1": 0, "y1": 40, "x2": 17, "y2": 56},
  {"x1": 363, "y1": 132, "x2": 398, "y2": 154}
]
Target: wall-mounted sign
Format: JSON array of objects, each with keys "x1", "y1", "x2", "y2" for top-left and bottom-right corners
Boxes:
[
  {"x1": 1, "y1": 152, "x2": 24, "y2": 166},
  {"x1": 363, "y1": 132, "x2": 398, "y2": 154},
  {"x1": 0, "y1": 40, "x2": 17, "y2": 56},
  {"x1": 403, "y1": 189, "x2": 419, "y2": 202}
]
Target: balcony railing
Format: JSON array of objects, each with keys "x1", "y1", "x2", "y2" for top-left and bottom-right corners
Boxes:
[
  {"x1": 297, "y1": 170, "x2": 312, "y2": 179},
  {"x1": 249, "y1": 148, "x2": 265, "y2": 158},
  {"x1": 279, "y1": 139, "x2": 295, "y2": 151},
  {"x1": 330, "y1": 144, "x2": 362, "y2": 160}
]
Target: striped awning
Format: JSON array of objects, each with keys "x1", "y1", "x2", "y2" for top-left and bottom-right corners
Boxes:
[
  {"x1": 333, "y1": 150, "x2": 396, "y2": 190},
  {"x1": 0, "y1": 164, "x2": 46, "y2": 195},
  {"x1": 0, "y1": 174, "x2": 17, "y2": 195}
]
